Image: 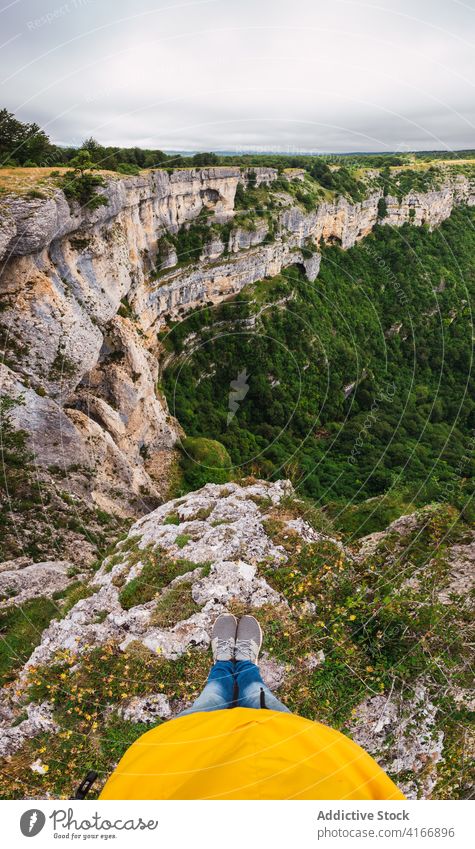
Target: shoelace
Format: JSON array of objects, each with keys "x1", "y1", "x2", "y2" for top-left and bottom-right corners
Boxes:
[
  {"x1": 235, "y1": 639, "x2": 254, "y2": 660},
  {"x1": 215, "y1": 637, "x2": 235, "y2": 656}
]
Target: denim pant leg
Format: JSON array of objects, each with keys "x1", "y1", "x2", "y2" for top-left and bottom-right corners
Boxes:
[
  {"x1": 235, "y1": 660, "x2": 291, "y2": 712},
  {"x1": 176, "y1": 661, "x2": 235, "y2": 717}
]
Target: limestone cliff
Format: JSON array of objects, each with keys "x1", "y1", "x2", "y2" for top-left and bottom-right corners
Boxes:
[{"x1": 1, "y1": 166, "x2": 474, "y2": 519}]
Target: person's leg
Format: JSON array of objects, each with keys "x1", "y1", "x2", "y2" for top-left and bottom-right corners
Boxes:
[
  {"x1": 235, "y1": 659, "x2": 291, "y2": 712},
  {"x1": 234, "y1": 615, "x2": 291, "y2": 713},
  {"x1": 176, "y1": 612, "x2": 238, "y2": 717},
  {"x1": 176, "y1": 660, "x2": 235, "y2": 717}
]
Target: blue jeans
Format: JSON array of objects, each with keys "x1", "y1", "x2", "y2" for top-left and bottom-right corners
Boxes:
[{"x1": 177, "y1": 660, "x2": 291, "y2": 717}]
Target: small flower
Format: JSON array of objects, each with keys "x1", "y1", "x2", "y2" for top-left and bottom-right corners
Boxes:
[{"x1": 30, "y1": 758, "x2": 49, "y2": 775}]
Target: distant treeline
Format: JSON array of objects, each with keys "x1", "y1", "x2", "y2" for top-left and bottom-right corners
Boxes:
[{"x1": 2, "y1": 107, "x2": 473, "y2": 174}]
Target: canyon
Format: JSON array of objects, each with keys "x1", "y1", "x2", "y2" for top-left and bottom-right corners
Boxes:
[{"x1": 1, "y1": 165, "x2": 474, "y2": 517}]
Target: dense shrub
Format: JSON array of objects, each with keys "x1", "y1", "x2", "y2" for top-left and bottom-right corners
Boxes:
[{"x1": 179, "y1": 437, "x2": 232, "y2": 490}]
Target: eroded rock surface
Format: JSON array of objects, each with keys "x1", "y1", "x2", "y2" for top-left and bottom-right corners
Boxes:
[
  {"x1": 350, "y1": 685, "x2": 444, "y2": 799},
  {"x1": 0, "y1": 561, "x2": 75, "y2": 608}
]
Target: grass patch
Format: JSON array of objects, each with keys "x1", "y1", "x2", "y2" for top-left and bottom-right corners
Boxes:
[
  {"x1": 2, "y1": 641, "x2": 211, "y2": 798},
  {"x1": 326, "y1": 490, "x2": 416, "y2": 539},
  {"x1": 100, "y1": 714, "x2": 152, "y2": 764},
  {"x1": 174, "y1": 533, "x2": 191, "y2": 549},
  {"x1": 118, "y1": 547, "x2": 197, "y2": 610},
  {"x1": 52, "y1": 581, "x2": 95, "y2": 616},
  {"x1": 0, "y1": 597, "x2": 58, "y2": 685},
  {"x1": 188, "y1": 505, "x2": 214, "y2": 521},
  {"x1": 150, "y1": 580, "x2": 200, "y2": 627},
  {"x1": 163, "y1": 513, "x2": 180, "y2": 525}
]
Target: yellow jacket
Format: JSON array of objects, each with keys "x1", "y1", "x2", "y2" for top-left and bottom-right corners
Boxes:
[{"x1": 100, "y1": 708, "x2": 404, "y2": 800}]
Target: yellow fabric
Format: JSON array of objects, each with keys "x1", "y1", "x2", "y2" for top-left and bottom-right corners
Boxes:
[{"x1": 100, "y1": 708, "x2": 405, "y2": 800}]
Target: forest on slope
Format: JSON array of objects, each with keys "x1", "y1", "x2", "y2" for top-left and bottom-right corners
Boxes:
[{"x1": 163, "y1": 207, "x2": 475, "y2": 534}]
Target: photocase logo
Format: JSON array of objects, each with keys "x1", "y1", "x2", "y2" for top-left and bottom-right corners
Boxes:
[
  {"x1": 20, "y1": 810, "x2": 46, "y2": 837},
  {"x1": 227, "y1": 368, "x2": 250, "y2": 425}
]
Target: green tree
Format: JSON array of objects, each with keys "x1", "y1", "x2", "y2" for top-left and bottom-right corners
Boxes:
[
  {"x1": 377, "y1": 196, "x2": 388, "y2": 218},
  {"x1": 0, "y1": 108, "x2": 53, "y2": 165},
  {"x1": 62, "y1": 151, "x2": 109, "y2": 210}
]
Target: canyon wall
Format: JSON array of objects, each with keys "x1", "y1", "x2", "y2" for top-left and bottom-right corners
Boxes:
[{"x1": 1, "y1": 166, "x2": 474, "y2": 515}]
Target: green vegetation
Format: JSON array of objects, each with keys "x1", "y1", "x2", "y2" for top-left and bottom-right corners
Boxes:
[
  {"x1": 307, "y1": 159, "x2": 367, "y2": 201},
  {"x1": 0, "y1": 580, "x2": 97, "y2": 686},
  {"x1": 377, "y1": 196, "x2": 388, "y2": 218},
  {"x1": 60, "y1": 151, "x2": 109, "y2": 210},
  {"x1": 174, "y1": 533, "x2": 191, "y2": 549},
  {"x1": 163, "y1": 512, "x2": 180, "y2": 525},
  {"x1": 0, "y1": 108, "x2": 53, "y2": 167},
  {"x1": 177, "y1": 437, "x2": 232, "y2": 492},
  {"x1": 172, "y1": 212, "x2": 213, "y2": 263},
  {"x1": 234, "y1": 179, "x2": 279, "y2": 215},
  {"x1": 118, "y1": 545, "x2": 198, "y2": 609},
  {"x1": 163, "y1": 207, "x2": 475, "y2": 519},
  {"x1": 325, "y1": 489, "x2": 416, "y2": 537},
  {"x1": 378, "y1": 164, "x2": 441, "y2": 199},
  {"x1": 0, "y1": 109, "x2": 220, "y2": 171},
  {"x1": 0, "y1": 642, "x2": 211, "y2": 798},
  {"x1": 115, "y1": 162, "x2": 141, "y2": 176},
  {"x1": 0, "y1": 396, "x2": 43, "y2": 559},
  {"x1": 0, "y1": 396, "x2": 38, "y2": 505},
  {"x1": 52, "y1": 581, "x2": 95, "y2": 616},
  {"x1": 0, "y1": 598, "x2": 58, "y2": 684},
  {"x1": 150, "y1": 580, "x2": 200, "y2": 626}
]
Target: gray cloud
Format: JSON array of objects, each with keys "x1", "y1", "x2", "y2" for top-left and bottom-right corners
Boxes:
[{"x1": 1, "y1": 0, "x2": 474, "y2": 151}]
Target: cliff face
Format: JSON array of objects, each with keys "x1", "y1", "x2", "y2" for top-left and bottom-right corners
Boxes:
[
  {"x1": 1, "y1": 166, "x2": 474, "y2": 516},
  {"x1": 0, "y1": 168, "x2": 247, "y2": 515}
]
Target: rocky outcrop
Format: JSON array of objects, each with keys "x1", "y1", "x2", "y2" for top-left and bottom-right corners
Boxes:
[
  {"x1": 0, "y1": 702, "x2": 58, "y2": 759},
  {"x1": 0, "y1": 168, "x2": 242, "y2": 261},
  {"x1": 0, "y1": 479, "x2": 469, "y2": 799},
  {"x1": 350, "y1": 684, "x2": 444, "y2": 799},
  {"x1": 0, "y1": 479, "x2": 322, "y2": 767},
  {"x1": 127, "y1": 174, "x2": 475, "y2": 332},
  {"x1": 16, "y1": 480, "x2": 291, "y2": 671},
  {"x1": 0, "y1": 560, "x2": 75, "y2": 608},
  {"x1": 135, "y1": 240, "x2": 309, "y2": 328}
]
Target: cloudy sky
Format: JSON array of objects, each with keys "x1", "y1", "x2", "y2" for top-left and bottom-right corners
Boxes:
[{"x1": 1, "y1": 0, "x2": 474, "y2": 152}]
